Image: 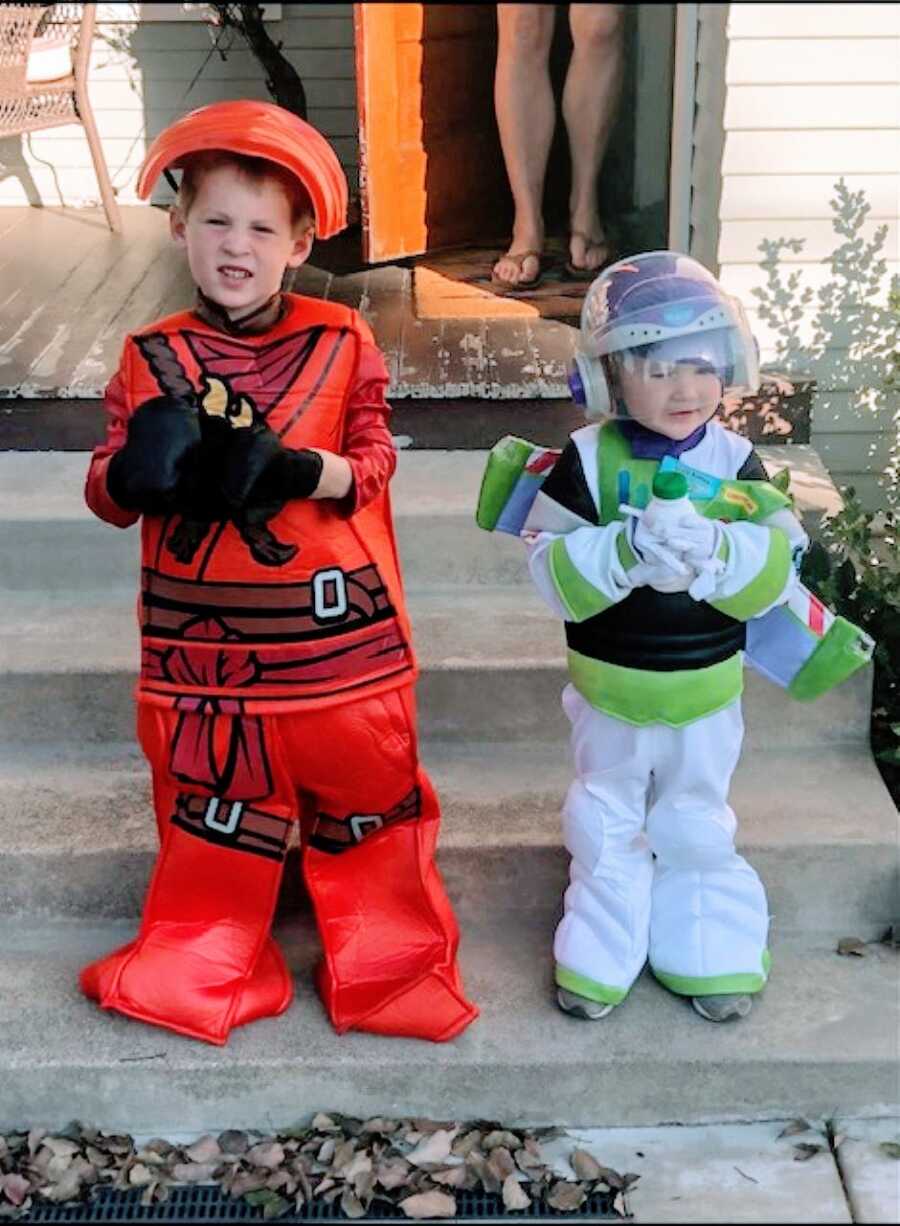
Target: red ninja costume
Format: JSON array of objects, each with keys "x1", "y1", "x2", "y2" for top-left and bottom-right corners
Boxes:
[{"x1": 81, "y1": 292, "x2": 479, "y2": 1044}]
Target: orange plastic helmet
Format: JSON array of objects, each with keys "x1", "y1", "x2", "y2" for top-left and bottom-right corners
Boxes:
[{"x1": 137, "y1": 100, "x2": 348, "y2": 239}]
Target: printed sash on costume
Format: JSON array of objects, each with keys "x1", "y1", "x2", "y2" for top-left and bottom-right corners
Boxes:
[{"x1": 141, "y1": 565, "x2": 412, "y2": 703}]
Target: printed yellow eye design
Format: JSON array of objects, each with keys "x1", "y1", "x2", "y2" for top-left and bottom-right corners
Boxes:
[
  {"x1": 201, "y1": 377, "x2": 229, "y2": 419},
  {"x1": 230, "y1": 396, "x2": 254, "y2": 430}
]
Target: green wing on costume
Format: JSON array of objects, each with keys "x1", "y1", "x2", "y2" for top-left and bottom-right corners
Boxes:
[{"x1": 475, "y1": 436, "x2": 874, "y2": 700}]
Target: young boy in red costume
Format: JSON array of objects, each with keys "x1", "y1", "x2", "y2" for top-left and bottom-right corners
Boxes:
[{"x1": 80, "y1": 100, "x2": 478, "y2": 1046}]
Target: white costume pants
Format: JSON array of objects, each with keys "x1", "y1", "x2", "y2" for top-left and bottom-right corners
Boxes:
[{"x1": 554, "y1": 685, "x2": 770, "y2": 1004}]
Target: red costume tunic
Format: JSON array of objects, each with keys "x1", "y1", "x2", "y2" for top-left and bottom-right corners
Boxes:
[{"x1": 80, "y1": 293, "x2": 478, "y2": 1045}]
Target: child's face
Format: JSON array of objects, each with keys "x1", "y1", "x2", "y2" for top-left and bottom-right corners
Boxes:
[
  {"x1": 171, "y1": 164, "x2": 313, "y2": 319},
  {"x1": 616, "y1": 356, "x2": 722, "y2": 440}
]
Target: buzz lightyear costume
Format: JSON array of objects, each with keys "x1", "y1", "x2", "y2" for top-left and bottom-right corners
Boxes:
[{"x1": 477, "y1": 252, "x2": 872, "y2": 1021}]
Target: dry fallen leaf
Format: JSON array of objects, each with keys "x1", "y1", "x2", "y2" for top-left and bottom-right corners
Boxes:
[
  {"x1": 502, "y1": 1173, "x2": 531, "y2": 1211},
  {"x1": 432, "y1": 1166, "x2": 469, "y2": 1189},
  {"x1": 184, "y1": 1135, "x2": 221, "y2": 1165},
  {"x1": 466, "y1": 1151, "x2": 501, "y2": 1194},
  {"x1": 317, "y1": 1138, "x2": 336, "y2": 1165},
  {"x1": 39, "y1": 1168, "x2": 84, "y2": 1204},
  {"x1": 361, "y1": 1119, "x2": 400, "y2": 1135},
  {"x1": 247, "y1": 1141, "x2": 285, "y2": 1170},
  {"x1": 451, "y1": 1131, "x2": 482, "y2": 1159},
  {"x1": 343, "y1": 1152, "x2": 373, "y2": 1181},
  {"x1": 40, "y1": 1139, "x2": 80, "y2": 1161},
  {"x1": 793, "y1": 1143, "x2": 824, "y2": 1162},
  {"x1": 218, "y1": 1130, "x2": 249, "y2": 1155},
  {"x1": 400, "y1": 1189, "x2": 458, "y2": 1218},
  {"x1": 594, "y1": 1163, "x2": 625, "y2": 1190},
  {"x1": 571, "y1": 1149, "x2": 602, "y2": 1181},
  {"x1": 171, "y1": 1161, "x2": 219, "y2": 1183},
  {"x1": 134, "y1": 1148, "x2": 167, "y2": 1168},
  {"x1": 376, "y1": 1161, "x2": 412, "y2": 1191},
  {"x1": 330, "y1": 1140, "x2": 357, "y2": 1175},
  {"x1": 127, "y1": 1163, "x2": 155, "y2": 1187},
  {"x1": 546, "y1": 1180, "x2": 587, "y2": 1212},
  {"x1": 245, "y1": 1188, "x2": 290, "y2": 1220},
  {"x1": 482, "y1": 1131, "x2": 522, "y2": 1152},
  {"x1": 0, "y1": 1175, "x2": 30, "y2": 1207},
  {"x1": 837, "y1": 937, "x2": 868, "y2": 957},
  {"x1": 777, "y1": 1118, "x2": 812, "y2": 1139},
  {"x1": 340, "y1": 1186, "x2": 367, "y2": 1219},
  {"x1": 880, "y1": 1141, "x2": 900, "y2": 1159},
  {"x1": 514, "y1": 1146, "x2": 545, "y2": 1174},
  {"x1": 486, "y1": 1146, "x2": 516, "y2": 1182},
  {"x1": 407, "y1": 1129, "x2": 458, "y2": 1168},
  {"x1": 227, "y1": 1169, "x2": 270, "y2": 1198}
]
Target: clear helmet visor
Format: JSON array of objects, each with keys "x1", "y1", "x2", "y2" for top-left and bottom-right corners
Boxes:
[
  {"x1": 603, "y1": 331, "x2": 730, "y2": 421},
  {"x1": 568, "y1": 320, "x2": 760, "y2": 422}
]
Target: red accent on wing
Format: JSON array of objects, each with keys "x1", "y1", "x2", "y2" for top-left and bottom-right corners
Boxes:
[{"x1": 808, "y1": 595, "x2": 826, "y2": 636}]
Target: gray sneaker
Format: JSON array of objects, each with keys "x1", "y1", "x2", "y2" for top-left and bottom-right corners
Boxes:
[
  {"x1": 557, "y1": 988, "x2": 616, "y2": 1020},
  {"x1": 691, "y1": 993, "x2": 753, "y2": 1022}
]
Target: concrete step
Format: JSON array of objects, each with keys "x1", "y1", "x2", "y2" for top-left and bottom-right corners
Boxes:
[
  {"x1": 1, "y1": 918, "x2": 896, "y2": 1133},
  {"x1": 0, "y1": 587, "x2": 874, "y2": 749},
  {"x1": 0, "y1": 446, "x2": 843, "y2": 591},
  {"x1": 1, "y1": 740, "x2": 895, "y2": 939}
]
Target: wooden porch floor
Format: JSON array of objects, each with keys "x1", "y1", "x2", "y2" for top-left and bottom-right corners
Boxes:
[{"x1": 0, "y1": 207, "x2": 580, "y2": 401}]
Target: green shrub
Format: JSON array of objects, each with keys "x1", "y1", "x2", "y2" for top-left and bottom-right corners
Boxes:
[{"x1": 753, "y1": 182, "x2": 900, "y2": 796}]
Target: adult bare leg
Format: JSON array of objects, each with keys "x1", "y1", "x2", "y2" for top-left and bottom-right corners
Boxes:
[
  {"x1": 492, "y1": 4, "x2": 556, "y2": 288},
  {"x1": 563, "y1": 3, "x2": 624, "y2": 274}
]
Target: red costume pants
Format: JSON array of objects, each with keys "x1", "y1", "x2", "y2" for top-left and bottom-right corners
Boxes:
[{"x1": 80, "y1": 687, "x2": 478, "y2": 1045}]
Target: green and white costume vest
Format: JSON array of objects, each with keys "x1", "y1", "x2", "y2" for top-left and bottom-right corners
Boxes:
[{"x1": 524, "y1": 421, "x2": 798, "y2": 727}]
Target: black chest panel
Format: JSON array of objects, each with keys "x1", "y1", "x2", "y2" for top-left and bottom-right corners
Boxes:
[{"x1": 565, "y1": 588, "x2": 746, "y2": 671}]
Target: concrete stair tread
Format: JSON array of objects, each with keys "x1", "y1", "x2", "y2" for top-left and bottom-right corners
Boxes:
[
  {"x1": 1, "y1": 918, "x2": 896, "y2": 1131},
  {"x1": 0, "y1": 741, "x2": 894, "y2": 854},
  {"x1": 2, "y1": 741, "x2": 895, "y2": 938},
  {"x1": 0, "y1": 447, "x2": 837, "y2": 523},
  {"x1": 0, "y1": 585, "x2": 561, "y2": 673},
  {"x1": 0, "y1": 585, "x2": 875, "y2": 753}
]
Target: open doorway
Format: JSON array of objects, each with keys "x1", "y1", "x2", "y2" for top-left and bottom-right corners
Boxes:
[{"x1": 353, "y1": 3, "x2": 676, "y2": 321}]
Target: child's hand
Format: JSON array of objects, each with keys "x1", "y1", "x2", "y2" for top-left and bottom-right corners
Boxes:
[
  {"x1": 624, "y1": 553, "x2": 695, "y2": 594},
  {"x1": 106, "y1": 396, "x2": 201, "y2": 514},
  {"x1": 221, "y1": 421, "x2": 323, "y2": 514}
]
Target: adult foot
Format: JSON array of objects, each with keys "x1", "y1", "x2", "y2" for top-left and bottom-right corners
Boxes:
[
  {"x1": 566, "y1": 228, "x2": 612, "y2": 278},
  {"x1": 691, "y1": 993, "x2": 753, "y2": 1022},
  {"x1": 491, "y1": 247, "x2": 543, "y2": 291},
  {"x1": 557, "y1": 987, "x2": 616, "y2": 1020}
]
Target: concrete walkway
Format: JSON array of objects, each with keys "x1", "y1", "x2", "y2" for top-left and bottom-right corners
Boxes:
[{"x1": 541, "y1": 1118, "x2": 900, "y2": 1223}]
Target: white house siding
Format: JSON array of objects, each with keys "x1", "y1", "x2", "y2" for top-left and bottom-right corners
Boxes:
[
  {"x1": 707, "y1": 2, "x2": 900, "y2": 509},
  {"x1": 0, "y1": 3, "x2": 358, "y2": 208}
]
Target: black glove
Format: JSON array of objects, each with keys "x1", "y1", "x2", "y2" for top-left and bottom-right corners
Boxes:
[
  {"x1": 221, "y1": 419, "x2": 323, "y2": 514},
  {"x1": 106, "y1": 396, "x2": 201, "y2": 515},
  {"x1": 170, "y1": 403, "x2": 234, "y2": 523}
]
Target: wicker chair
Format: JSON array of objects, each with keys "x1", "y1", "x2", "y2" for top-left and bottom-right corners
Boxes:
[{"x1": 0, "y1": 2, "x2": 121, "y2": 231}]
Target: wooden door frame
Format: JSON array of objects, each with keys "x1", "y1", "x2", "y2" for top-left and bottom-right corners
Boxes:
[{"x1": 668, "y1": 1, "x2": 699, "y2": 251}]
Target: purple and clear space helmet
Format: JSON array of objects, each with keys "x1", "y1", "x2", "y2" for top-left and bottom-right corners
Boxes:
[{"x1": 568, "y1": 251, "x2": 760, "y2": 419}]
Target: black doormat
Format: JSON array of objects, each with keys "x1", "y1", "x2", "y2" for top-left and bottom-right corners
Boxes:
[{"x1": 24, "y1": 1184, "x2": 619, "y2": 1223}]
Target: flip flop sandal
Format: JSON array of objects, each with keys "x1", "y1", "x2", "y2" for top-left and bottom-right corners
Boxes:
[
  {"x1": 490, "y1": 248, "x2": 544, "y2": 293},
  {"x1": 564, "y1": 230, "x2": 614, "y2": 281}
]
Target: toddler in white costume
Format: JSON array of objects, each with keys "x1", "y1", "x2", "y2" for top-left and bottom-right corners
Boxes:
[{"x1": 524, "y1": 252, "x2": 809, "y2": 1022}]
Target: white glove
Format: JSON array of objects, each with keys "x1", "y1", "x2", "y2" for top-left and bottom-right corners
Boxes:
[
  {"x1": 621, "y1": 506, "x2": 694, "y2": 593},
  {"x1": 621, "y1": 502, "x2": 726, "y2": 598}
]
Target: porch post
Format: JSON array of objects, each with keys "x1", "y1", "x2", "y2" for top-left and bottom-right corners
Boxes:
[{"x1": 667, "y1": 2, "x2": 699, "y2": 251}]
